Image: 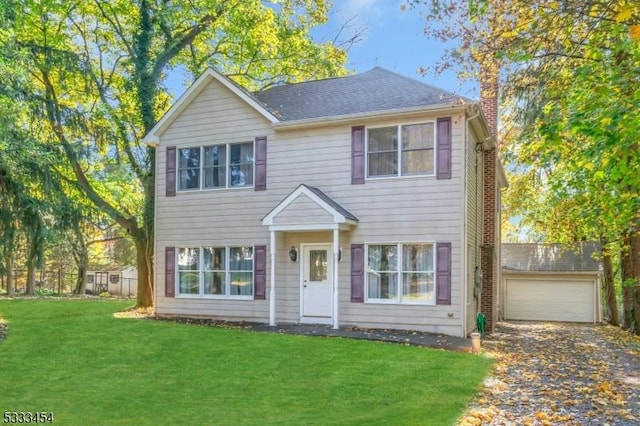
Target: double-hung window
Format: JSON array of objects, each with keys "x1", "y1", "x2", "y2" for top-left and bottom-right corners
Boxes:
[
  {"x1": 178, "y1": 142, "x2": 254, "y2": 190},
  {"x1": 177, "y1": 246, "x2": 254, "y2": 298},
  {"x1": 367, "y1": 243, "x2": 435, "y2": 304},
  {"x1": 367, "y1": 123, "x2": 435, "y2": 178}
]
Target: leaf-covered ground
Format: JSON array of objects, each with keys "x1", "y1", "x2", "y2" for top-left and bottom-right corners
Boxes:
[{"x1": 460, "y1": 322, "x2": 640, "y2": 425}]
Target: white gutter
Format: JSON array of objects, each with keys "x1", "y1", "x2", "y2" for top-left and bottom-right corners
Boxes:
[{"x1": 272, "y1": 103, "x2": 469, "y2": 130}]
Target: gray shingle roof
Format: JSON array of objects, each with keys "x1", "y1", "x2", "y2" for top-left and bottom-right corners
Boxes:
[
  {"x1": 502, "y1": 243, "x2": 601, "y2": 272},
  {"x1": 252, "y1": 67, "x2": 468, "y2": 121},
  {"x1": 303, "y1": 185, "x2": 358, "y2": 222}
]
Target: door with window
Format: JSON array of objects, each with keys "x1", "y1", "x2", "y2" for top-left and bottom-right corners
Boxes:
[{"x1": 301, "y1": 244, "x2": 333, "y2": 321}]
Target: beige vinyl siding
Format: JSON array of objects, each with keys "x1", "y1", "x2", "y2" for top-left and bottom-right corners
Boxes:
[
  {"x1": 465, "y1": 127, "x2": 484, "y2": 335},
  {"x1": 154, "y1": 77, "x2": 470, "y2": 336},
  {"x1": 272, "y1": 195, "x2": 333, "y2": 225}
]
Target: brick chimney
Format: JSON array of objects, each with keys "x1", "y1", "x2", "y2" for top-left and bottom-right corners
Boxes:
[{"x1": 480, "y1": 72, "x2": 499, "y2": 332}]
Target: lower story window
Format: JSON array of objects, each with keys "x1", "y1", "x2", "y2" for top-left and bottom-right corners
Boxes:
[
  {"x1": 367, "y1": 243, "x2": 435, "y2": 304},
  {"x1": 178, "y1": 246, "x2": 253, "y2": 298}
]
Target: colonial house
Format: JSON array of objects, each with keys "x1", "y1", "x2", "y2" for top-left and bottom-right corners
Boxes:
[{"x1": 143, "y1": 67, "x2": 507, "y2": 337}]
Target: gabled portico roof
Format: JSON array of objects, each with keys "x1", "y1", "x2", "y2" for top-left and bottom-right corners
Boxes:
[{"x1": 262, "y1": 184, "x2": 358, "y2": 231}]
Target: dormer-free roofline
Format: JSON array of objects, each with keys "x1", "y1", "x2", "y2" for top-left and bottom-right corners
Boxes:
[{"x1": 142, "y1": 68, "x2": 280, "y2": 145}]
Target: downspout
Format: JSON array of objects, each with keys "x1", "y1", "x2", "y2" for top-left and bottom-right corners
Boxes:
[{"x1": 466, "y1": 107, "x2": 488, "y2": 333}]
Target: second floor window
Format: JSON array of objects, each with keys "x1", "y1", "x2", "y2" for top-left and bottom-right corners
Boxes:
[
  {"x1": 178, "y1": 142, "x2": 254, "y2": 190},
  {"x1": 367, "y1": 123, "x2": 435, "y2": 178}
]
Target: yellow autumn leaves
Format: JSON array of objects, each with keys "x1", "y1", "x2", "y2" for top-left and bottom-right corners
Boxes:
[{"x1": 612, "y1": 1, "x2": 640, "y2": 41}]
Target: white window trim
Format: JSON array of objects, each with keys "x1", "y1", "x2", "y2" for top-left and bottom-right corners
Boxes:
[
  {"x1": 365, "y1": 121, "x2": 437, "y2": 180},
  {"x1": 364, "y1": 242, "x2": 436, "y2": 306},
  {"x1": 177, "y1": 142, "x2": 255, "y2": 192},
  {"x1": 175, "y1": 246, "x2": 254, "y2": 300}
]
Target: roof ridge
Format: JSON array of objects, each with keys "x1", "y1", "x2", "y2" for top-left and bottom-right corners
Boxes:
[{"x1": 253, "y1": 70, "x2": 359, "y2": 94}]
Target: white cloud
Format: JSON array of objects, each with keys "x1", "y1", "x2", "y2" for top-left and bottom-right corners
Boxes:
[{"x1": 335, "y1": 0, "x2": 385, "y2": 26}]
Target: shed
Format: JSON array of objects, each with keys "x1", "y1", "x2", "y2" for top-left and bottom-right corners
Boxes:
[
  {"x1": 501, "y1": 243, "x2": 602, "y2": 323},
  {"x1": 85, "y1": 266, "x2": 137, "y2": 297}
]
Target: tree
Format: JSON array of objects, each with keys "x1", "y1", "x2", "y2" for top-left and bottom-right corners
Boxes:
[
  {"x1": 1, "y1": 0, "x2": 348, "y2": 306},
  {"x1": 408, "y1": 0, "x2": 640, "y2": 331}
]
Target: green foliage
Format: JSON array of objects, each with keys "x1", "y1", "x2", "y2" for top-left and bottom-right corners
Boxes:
[
  {"x1": 411, "y1": 0, "x2": 640, "y2": 330},
  {"x1": 35, "y1": 287, "x2": 54, "y2": 296},
  {"x1": 0, "y1": 0, "x2": 348, "y2": 306},
  {"x1": 0, "y1": 300, "x2": 492, "y2": 424}
]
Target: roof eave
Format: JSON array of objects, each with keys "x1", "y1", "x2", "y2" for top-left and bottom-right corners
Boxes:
[
  {"x1": 466, "y1": 104, "x2": 495, "y2": 150},
  {"x1": 272, "y1": 103, "x2": 468, "y2": 130}
]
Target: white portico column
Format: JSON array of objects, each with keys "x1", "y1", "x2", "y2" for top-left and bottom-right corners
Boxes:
[
  {"x1": 333, "y1": 228, "x2": 340, "y2": 329},
  {"x1": 269, "y1": 230, "x2": 276, "y2": 326}
]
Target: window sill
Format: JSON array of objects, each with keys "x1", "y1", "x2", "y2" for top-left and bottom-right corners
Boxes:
[
  {"x1": 365, "y1": 299, "x2": 436, "y2": 306},
  {"x1": 365, "y1": 174, "x2": 436, "y2": 182},
  {"x1": 176, "y1": 186, "x2": 254, "y2": 194},
  {"x1": 176, "y1": 294, "x2": 255, "y2": 301}
]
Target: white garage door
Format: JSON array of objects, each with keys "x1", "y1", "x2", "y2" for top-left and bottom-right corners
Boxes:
[{"x1": 505, "y1": 277, "x2": 596, "y2": 322}]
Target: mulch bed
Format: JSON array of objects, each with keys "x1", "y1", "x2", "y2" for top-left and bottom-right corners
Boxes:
[
  {"x1": 148, "y1": 315, "x2": 472, "y2": 351},
  {"x1": 459, "y1": 322, "x2": 640, "y2": 425}
]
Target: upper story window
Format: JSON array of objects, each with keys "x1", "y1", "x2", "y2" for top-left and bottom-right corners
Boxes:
[
  {"x1": 178, "y1": 142, "x2": 254, "y2": 191},
  {"x1": 367, "y1": 123, "x2": 435, "y2": 178}
]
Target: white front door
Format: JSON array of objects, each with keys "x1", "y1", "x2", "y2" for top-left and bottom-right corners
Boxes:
[{"x1": 301, "y1": 244, "x2": 333, "y2": 322}]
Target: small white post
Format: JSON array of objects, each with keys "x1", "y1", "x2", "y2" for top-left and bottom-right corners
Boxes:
[
  {"x1": 269, "y1": 230, "x2": 276, "y2": 326},
  {"x1": 471, "y1": 332, "x2": 481, "y2": 353},
  {"x1": 333, "y1": 228, "x2": 339, "y2": 330}
]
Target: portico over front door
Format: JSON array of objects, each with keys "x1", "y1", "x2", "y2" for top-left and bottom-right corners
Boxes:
[{"x1": 301, "y1": 244, "x2": 333, "y2": 323}]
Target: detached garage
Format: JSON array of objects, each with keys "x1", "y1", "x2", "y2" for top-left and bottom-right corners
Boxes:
[{"x1": 501, "y1": 243, "x2": 602, "y2": 323}]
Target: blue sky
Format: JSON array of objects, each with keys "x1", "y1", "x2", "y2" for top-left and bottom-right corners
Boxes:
[
  {"x1": 168, "y1": 1, "x2": 477, "y2": 99},
  {"x1": 317, "y1": 0, "x2": 478, "y2": 97}
]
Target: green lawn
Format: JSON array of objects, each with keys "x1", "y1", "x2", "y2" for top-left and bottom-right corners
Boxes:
[{"x1": 0, "y1": 299, "x2": 492, "y2": 425}]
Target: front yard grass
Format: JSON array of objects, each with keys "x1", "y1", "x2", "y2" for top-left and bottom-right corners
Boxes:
[{"x1": 0, "y1": 299, "x2": 492, "y2": 425}]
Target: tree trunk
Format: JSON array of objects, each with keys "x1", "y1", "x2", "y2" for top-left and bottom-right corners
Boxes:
[
  {"x1": 134, "y1": 235, "x2": 154, "y2": 307},
  {"x1": 621, "y1": 238, "x2": 634, "y2": 329},
  {"x1": 26, "y1": 265, "x2": 36, "y2": 295},
  {"x1": 631, "y1": 233, "x2": 640, "y2": 334},
  {"x1": 634, "y1": 284, "x2": 640, "y2": 335},
  {"x1": 602, "y1": 248, "x2": 619, "y2": 326},
  {"x1": 72, "y1": 228, "x2": 89, "y2": 294},
  {"x1": 74, "y1": 264, "x2": 87, "y2": 295},
  {"x1": 132, "y1": 162, "x2": 156, "y2": 308},
  {"x1": 4, "y1": 251, "x2": 14, "y2": 296}
]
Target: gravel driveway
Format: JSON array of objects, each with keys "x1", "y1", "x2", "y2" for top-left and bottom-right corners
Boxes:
[{"x1": 459, "y1": 322, "x2": 640, "y2": 425}]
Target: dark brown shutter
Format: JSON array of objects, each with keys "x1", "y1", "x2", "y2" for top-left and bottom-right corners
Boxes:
[
  {"x1": 436, "y1": 117, "x2": 452, "y2": 179},
  {"x1": 166, "y1": 146, "x2": 177, "y2": 196},
  {"x1": 436, "y1": 242, "x2": 451, "y2": 305},
  {"x1": 350, "y1": 244, "x2": 365, "y2": 302},
  {"x1": 351, "y1": 126, "x2": 365, "y2": 184},
  {"x1": 254, "y1": 245, "x2": 266, "y2": 299},
  {"x1": 254, "y1": 136, "x2": 267, "y2": 191},
  {"x1": 165, "y1": 246, "x2": 175, "y2": 297}
]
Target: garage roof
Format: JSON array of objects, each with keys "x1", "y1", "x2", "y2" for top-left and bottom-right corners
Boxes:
[{"x1": 502, "y1": 242, "x2": 601, "y2": 272}]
